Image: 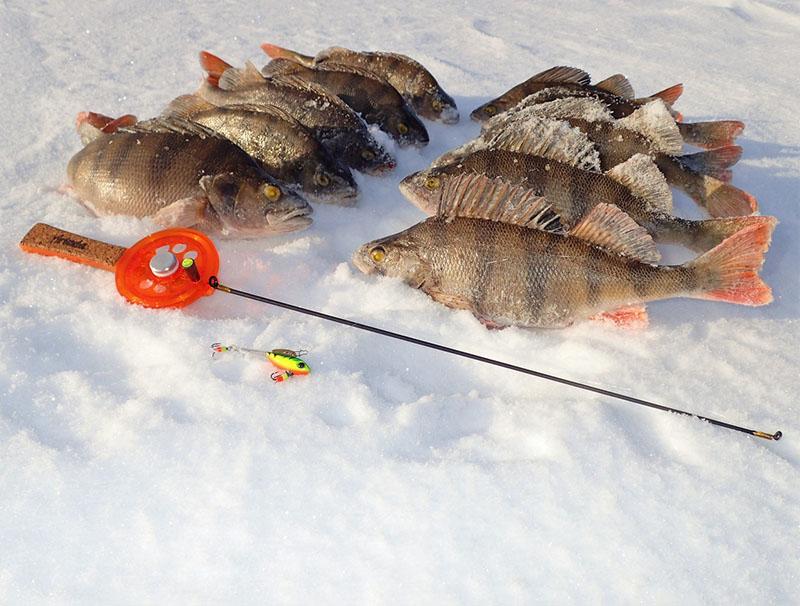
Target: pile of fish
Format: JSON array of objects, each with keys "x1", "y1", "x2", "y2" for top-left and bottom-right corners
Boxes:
[
  {"x1": 354, "y1": 66, "x2": 777, "y2": 329},
  {"x1": 65, "y1": 44, "x2": 458, "y2": 237}
]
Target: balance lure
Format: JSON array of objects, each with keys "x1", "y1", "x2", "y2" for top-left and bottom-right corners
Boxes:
[{"x1": 211, "y1": 343, "x2": 310, "y2": 382}]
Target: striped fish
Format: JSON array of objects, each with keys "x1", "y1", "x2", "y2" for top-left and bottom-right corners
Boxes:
[
  {"x1": 262, "y1": 58, "x2": 429, "y2": 147},
  {"x1": 67, "y1": 116, "x2": 312, "y2": 237},
  {"x1": 400, "y1": 150, "x2": 766, "y2": 253},
  {"x1": 353, "y1": 194, "x2": 775, "y2": 329},
  {"x1": 262, "y1": 43, "x2": 458, "y2": 123},
  {"x1": 196, "y1": 51, "x2": 395, "y2": 174},
  {"x1": 163, "y1": 95, "x2": 358, "y2": 205}
]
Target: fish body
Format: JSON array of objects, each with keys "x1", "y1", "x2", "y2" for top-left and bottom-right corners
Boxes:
[
  {"x1": 262, "y1": 43, "x2": 458, "y2": 123},
  {"x1": 401, "y1": 150, "x2": 764, "y2": 252},
  {"x1": 262, "y1": 58, "x2": 429, "y2": 147},
  {"x1": 197, "y1": 52, "x2": 394, "y2": 174},
  {"x1": 163, "y1": 96, "x2": 358, "y2": 205},
  {"x1": 353, "y1": 214, "x2": 774, "y2": 329},
  {"x1": 66, "y1": 118, "x2": 312, "y2": 237}
]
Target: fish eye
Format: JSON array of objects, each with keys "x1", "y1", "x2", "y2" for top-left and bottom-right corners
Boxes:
[
  {"x1": 484, "y1": 105, "x2": 497, "y2": 116},
  {"x1": 314, "y1": 173, "x2": 331, "y2": 187},
  {"x1": 263, "y1": 184, "x2": 282, "y2": 201},
  {"x1": 397, "y1": 122, "x2": 409, "y2": 135},
  {"x1": 424, "y1": 176, "x2": 440, "y2": 190},
  {"x1": 361, "y1": 149, "x2": 375, "y2": 161},
  {"x1": 431, "y1": 99, "x2": 443, "y2": 112},
  {"x1": 370, "y1": 246, "x2": 386, "y2": 263},
  {"x1": 297, "y1": 362, "x2": 305, "y2": 368}
]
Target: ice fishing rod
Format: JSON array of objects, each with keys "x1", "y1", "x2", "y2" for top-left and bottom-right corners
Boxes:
[{"x1": 20, "y1": 223, "x2": 782, "y2": 442}]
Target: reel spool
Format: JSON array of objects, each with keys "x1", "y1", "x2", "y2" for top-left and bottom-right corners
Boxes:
[{"x1": 115, "y1": 228, "x2": 219, "y2": 308}]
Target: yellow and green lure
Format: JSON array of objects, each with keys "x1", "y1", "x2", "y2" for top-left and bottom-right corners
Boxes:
[{"x1": 211, "y1": 343, "x2": 310, "y2": 383}]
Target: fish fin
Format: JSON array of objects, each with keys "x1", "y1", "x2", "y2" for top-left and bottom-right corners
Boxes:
[
  {"x1": 473, "y1": 313, "x2": 509, "y2": 330},
  {"x1": 528, "y1": 66, "x2": 591, "y2": 86},
  {"x1": 522, "y1": 97, "x2": 614, "y2": 122},
  {"x1": 485, "y1": 117, "x2": 601, "y2": 172},
  {"x1": 677, "y1": 120, "x2": 745, "y2": 149},
  {"x1": 436, "y1": 172, "x2": 563, "y2": 232},
  {"x1": 76, "y1": 112, "x2": 138, "y2": 144},
  {"x1": 102, "y1": 114, "x2": 138, "y2": 132},
  {"x1": 261, "y1": 57, "x2": 304, "y2": 76},
  {"x1": 687, "y1": 218, "x2": 776, "y2": 306},
  {"x1": 594, "y1": 74, "x2": 635, "y2": 99},
  {"x1": 647, "y1": 83, "x2": 683, "y2": 107},
  {"x1": 569, "y1": 203, "x2": 660, "y2": 264},
  {"x1": 260, "y1": 43, "x2": 315, "y2": 66},
  {"x1": 605, "y1": 154, "x2": 673, "y2": 214},
  {"x1": 123, "y1": 116, "x2": 222, "y2": 139},
  {"x1": 425, "y1": 288, "x2": 474, "y2": 311},
  {"x1": 616, "y1": 100, "x2": 683, "y2": 154},
  {"x1": 703, "y1": 178, "x2": 758, "y2": 217},
  {"x1": 217, "y1": 61, "x2": 266, "y2": 91},
  {"x1": 677, "y1": 145, "x2": 742, "y2": 181},
  {"x1": 590, "y1": 305, "x2": 649, "y2": 328},
  {"x1": 162, "y1": 94, "x2": 216, "y2": 119},
  {"x1": 152, "y1": 196, "x2": 209, "y2": 228},
  {"x1": 199, "y1": 51, "x2": 234, "y2": 88}
]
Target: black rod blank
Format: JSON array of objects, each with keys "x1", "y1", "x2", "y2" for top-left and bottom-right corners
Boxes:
[{"x1": 209, "y1": 277, "x2": 782, "y2": 442}]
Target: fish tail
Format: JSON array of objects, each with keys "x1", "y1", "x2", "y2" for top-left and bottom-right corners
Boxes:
[
  {"x1": 677, "y1": 120, "x2": 745, "y2": 149},
  {"x1": 199, "y1": 50, "x2": 233, "y2": 87},
  {"x1": 677, "y1": 145, "x2": 742, "y2": 181},
  {"x1": 75, "y1": 112, "x2": 137, "y2": 144},
  {"x1": 640, "y1": 83, "x2": 683, "y2": 110},
  {"x1": 260, "y1": 43, "x2": 315, "y2": 66},
  {"x1": 686, "y1": 217, "x2": 776, "y2": 306}
]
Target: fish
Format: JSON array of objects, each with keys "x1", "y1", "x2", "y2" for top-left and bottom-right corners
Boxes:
[
  {"x1": 470, "y1": 66, "x2": 682, "y2": 122},
  {"x1": 196, "y1": 51, "x2": 395, "y2": 174},
  {"x1": 353, "y1": 188, "x2": 775, "y2": 329},
  {"x1": 448, "y1": 99, "x2": 756, "y2": 217},
  {"x1": 261, "y1": 57, "x2": 429, "y2": 147},
  {"x1": 400, "y1": 145, "x2": 769, "y2": 253},
  {"x1": 478, "y1": 75, "x2": 743, "y2": 149},
  {"x1": 262, "y1": 43, "x2": 458, "y2": 123},
  {"x1": 163, "y1": 95, "x2": 358, "y2": 205},
  {"x1": 66, "y1": 116, "x2": 312, "y2": 237}
]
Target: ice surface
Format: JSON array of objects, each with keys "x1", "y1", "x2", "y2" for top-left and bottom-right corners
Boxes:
[{"x1": 1, "y1": 0, "x2": 799, "y2": 602}]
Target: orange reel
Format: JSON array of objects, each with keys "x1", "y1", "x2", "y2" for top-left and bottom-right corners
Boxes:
[{"x1": 114, "y1": 228, "x2": 219, "y2": 308}]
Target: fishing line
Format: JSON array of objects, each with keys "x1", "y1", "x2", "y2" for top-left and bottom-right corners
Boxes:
[{"x1": 208, "y1": 277, "x2": 782, "y2": 441}]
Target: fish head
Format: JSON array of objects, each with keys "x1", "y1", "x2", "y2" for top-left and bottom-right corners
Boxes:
[
  {"x1": 301, "y1": 162, "x2": 359, "y2": 205},
  {"x1": 398, "y1": 167, "x2": 449, "y2": 215},
  {"x1": 352, "y1": 229, "x2": 430, "y2": 288},
  {"x1": 470, "y1": 95, "x2": 513, "y2": 123},
  {"x1": 387, "y1": 110, "x2": 430, "y2": 148},
  {"x1": 414, "y1": 90, "x2": 459, "y2": 124},
  {"x1": 351, "y1": 139, "x2": 396, "y2": 175},
  {"x1": 200, "y1": 173, "x2": 313, "y2": 237}
]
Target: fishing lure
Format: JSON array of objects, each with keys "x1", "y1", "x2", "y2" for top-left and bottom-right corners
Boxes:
[{"x1": 211, "y1": 343, "x2": 310, "y2": 382}]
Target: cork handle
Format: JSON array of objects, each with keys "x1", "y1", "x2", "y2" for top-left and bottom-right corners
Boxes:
[{"x1": 19, "y1": 223, "x2": 127, "y2": 272}]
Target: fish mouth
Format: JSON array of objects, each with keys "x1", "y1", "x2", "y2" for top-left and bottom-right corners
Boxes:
[
  {"x1": 362, "y1": 158, "x2": 396, "y2": 176},
  {"x1": 351, "y1": 245, "x2": 375, "y2": 274},
  {"x1": 263, "y1": 207, "x2": 314, "y2": 234},
  {"x1": 469, "y1": 107, "x2": 489, "y2": 123},
  {"x1": 307, "y1": 186, "x2": 359, "y2": 207},
  {"x1": 439, "y1": 106, "x2": 460, "y2": 124}
]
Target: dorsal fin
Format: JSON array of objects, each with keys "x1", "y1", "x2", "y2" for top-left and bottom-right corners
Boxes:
[
  {"x1": 121, "y1": 116, "x2": 223, "y2": 139},
  {"x1": 605, "y1": 154, "x2": 673, "y2": 213},
  {"x1": 594, "y1": 74, "x2": 635, "y2": 99},
  {"x1": 483, "y1": 117, "x2": 601, "y2": 172},
  {"x1": 569, "y1": 203, "x2": 660, "y2": 263},
  {"x1": 435, "y1": 172, "x2": 563, "y2": 232},
  {"x1": 218, "y1": 61, "x2": 266, "y2": 91},
  {"x1": 162, "y1": 94, "x2": 217, "y2": 119},
  {"x1": 522, "y1": 97, "x2": 614, "y2": 122},
  {"x1": 528, "y1": 66, "x2": 591, "y2": 86},
  {"x1": 616, "y1": 100, "x2": 683, "y2": 154}
]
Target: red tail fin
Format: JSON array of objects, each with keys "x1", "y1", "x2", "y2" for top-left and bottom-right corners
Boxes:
[
  {"x1": 199, "y1": 50, "x2": 233, "y2": 87},
  {"x1": 651, "y1": 83, "x2": 683, "y2": 106},
  {"x1": 689, "y1": 218, "x2": 776, "y2": 306},
  {"x1": 678, "y1": 120, "x2": 745, "y2": 149},
  {"x1": 261, "y1": 43, "x2": 290, "y2": 59},
  {"x1": 679, "y1": 145, "x2": 743, "y2": 181},
  {"x1": 705, "y1": 179, "x2": 758, "y2": 217}
]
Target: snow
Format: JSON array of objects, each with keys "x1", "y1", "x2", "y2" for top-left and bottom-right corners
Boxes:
[{"x1": 2, "y1": 0, "x2": 799, "y2": 602}]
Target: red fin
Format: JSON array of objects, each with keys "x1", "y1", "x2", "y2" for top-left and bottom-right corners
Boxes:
[
  {"x1": 689, "y1": 219, "x2": 777, "y2": 306},
  {"x1": 590, "y1": 305, "x2": 649, "y2": 328},
  {"x1": 261, "y1": 43, "x2": 289, "y2": 59},
  {"x1": 76, "y1": 111, "x2": 115, "y2": 131},
  {"x1": 651, "y1": 83, "x2": 683, "y2": 106},
  {"x1": 199, "y1": 50, "x2": 233, "y2": 87},
  {"x1": 679, "y1": 120, "x2": 745, "y2": 149},
  {"x1": 101, "y1": 114, "x2": 137, "y2": 133},
  {"x1": 680, "y1": 145, "x2": 742, "y2": 181},
  {"x1": 705, "y1": 180, "x2": 758, "y2": 217}
]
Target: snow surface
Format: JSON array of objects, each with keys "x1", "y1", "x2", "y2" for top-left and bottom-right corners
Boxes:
[{"x1": 1, "y1": 0, "x2": 799, "y2": 602}]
